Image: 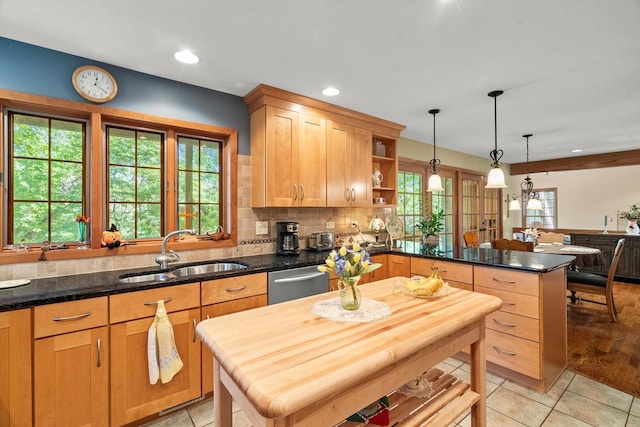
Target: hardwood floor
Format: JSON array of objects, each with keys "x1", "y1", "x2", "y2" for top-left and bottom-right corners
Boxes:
[{"x1": 567, "y1": 280, "x2": 640, "y2": 397}]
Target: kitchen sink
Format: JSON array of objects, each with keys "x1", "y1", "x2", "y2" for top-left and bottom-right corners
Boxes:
[
  {"x1": 119, "y1": 272, "x2": 177, "y2": 284},
  {"x1": 172, "y1": 262, "x2": 247, "y2": 277}
]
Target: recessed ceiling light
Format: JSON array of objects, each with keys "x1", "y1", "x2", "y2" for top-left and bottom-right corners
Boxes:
[
  {"x1": 174, "y1": 50, "x2": 199, "y2": 64},
  {"x1": 322, "y1": 87, "x2": 340, "y2": 96},
  {"x1": 571, "y1": 148, "x2": 584, "y2": 153}
]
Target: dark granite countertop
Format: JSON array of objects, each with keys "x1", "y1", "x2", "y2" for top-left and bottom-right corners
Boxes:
[{"x1": 0, "y1": 244, "x2": 575, "y2": 312}]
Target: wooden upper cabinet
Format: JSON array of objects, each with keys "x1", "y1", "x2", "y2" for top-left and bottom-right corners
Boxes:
[
  {"x1": 298, "y1": 114, "x2": 327, "y2": 206},
  {"x1": 252, "y1": 105, "x2": 327, "y2": 207},
  {"x1": 245, "y1": 84, "x2": 404, "y2": 208},
  {"x1": 327, "y1": 121, "x2": 372, "y2": 207}
]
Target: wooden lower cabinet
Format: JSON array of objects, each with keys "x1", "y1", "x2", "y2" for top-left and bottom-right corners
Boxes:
[
  {"x1": 35, "y1": 327, "x2": 109, "y2": 427},
  {"x1": 387, "y1": 254, "x2": 410, "y2": 277},
  {"x1": 110, "y1": 284, "x2": 201, "y2": 427},
  {"x1": 410, "y1": 258, "x2": 473, "y2": 291},
  {"x1": 33, "y1": 297, "x2": 109, "y2": 427},
  {"x1": 201, "y1": 273, "x2": 268, "y2": 394},
  {"x1": 474, "y1": 266, "x2": 567, "y2": 392},
  {"x1": 0, "y1": 308, "x2": 32, "y2": 427}
]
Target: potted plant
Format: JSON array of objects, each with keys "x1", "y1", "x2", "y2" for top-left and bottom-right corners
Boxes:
[{"x1": 415, "y1": 209, "x2": 444, "y2": 246}]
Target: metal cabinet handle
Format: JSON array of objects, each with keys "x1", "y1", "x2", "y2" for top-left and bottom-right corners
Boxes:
[
  {"x1": 345, "y1": 188, "x2": 351, "y2": 201},
  {"x1": 144, "y1": 297, "x2": 173, "y2": 305},
  {"x1": 193, "y1": 318, "x2": 197, "y2": 343},
  {"x1": 502, "y1": 301, "x2": 516, "y2": 306},
  {"x1": 351, "y1": 188, "x2": 355, "y2": 202},
  {"x1": 493, "y1": 346, "x2": 517, "y2": 356},
  {"x1": 492, "y1": 277, "x2": 517, "y2": 284},
  {"x1": 300, "y1": 184, "x2": 305, "y2": 201},
  {"x1": 97, "y1": 338, "x2": 102, "y2": 368},
  {"x1": 225, "y1": 285, "x2": 247, "y2": 292},
  {"x1": 493, "y1": 318, "x2": 517, "y2": 328},
  {"x1": 52, "y1": 312, "x2": 91, "y2": 321},
  {"x1": 293, "y1": 184, "x2": 298, "y2": 201}
]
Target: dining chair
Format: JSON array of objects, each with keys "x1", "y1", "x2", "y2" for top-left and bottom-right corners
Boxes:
[
  {"x1": 463, "y1": 231, "x2": 480, "y2": 247},
  {"x1": 567, "y1": 238, "x2": 625, "y2": 322},
  {"x1": 491, "y1": 239, "x2": 534, "y2": 252},
  {"x1": 538, "y1": 231, "x2": 565, "y2": 243}
]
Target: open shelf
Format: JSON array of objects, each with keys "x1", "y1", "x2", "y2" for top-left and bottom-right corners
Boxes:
[{"x1": 340, "y1": 368, "x2": 478, "y2": 427}]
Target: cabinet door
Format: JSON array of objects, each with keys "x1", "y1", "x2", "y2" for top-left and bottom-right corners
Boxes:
[
  {"x1": 298, "y1": 114, "x2": 326, "y2": 206},
  {"x1": 326, "y1": 122, "x2": 372, "y2": 207},
  {"x1": 388, "y1": 254, "x2": 411, "y2": 277},
  {"x1": 350, "y1": 127, "x2": 372, "y2": 207},
  {"x1": 34, "y1": 327, "x2": 108, "y2": 427},
  {"x1": 201, "y1": 295, "x2": 268, "y2": 394},
  {"x1": 368, "y1": 254, "x2": 388, "y2": 282},
  {"x1": 110, "y1": 308, "x2": 201, "y2": 426},
  {"x1": 265, "y1": 105, "x2": 299, "y2": 206},
  {"x1": 0, "y1": 309, "x2": 32, "y2": 427},
  {"x1": 326, "y1": 120, "x2": 352, "y2": 207}
]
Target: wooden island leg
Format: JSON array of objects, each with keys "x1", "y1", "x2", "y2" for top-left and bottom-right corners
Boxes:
[
  {"x1": 214, "y1": 359, "x2": 233, "y2": 426},
  {"x1": 469, "y1": 319, "x2": 487, "y2": 427}
]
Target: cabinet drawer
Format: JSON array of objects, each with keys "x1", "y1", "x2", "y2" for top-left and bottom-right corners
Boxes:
[
  {"x1": 486, "y1": 310, "x2": 540, "y2": 342},
  {"x1": 447, "y1": 280, "x2": 473, "y2": 292},
  {"x1": 110, "y1": 282, "x2": 200, "y2": 323},
  {"x1": 411, "y1": 258, "x2": 473, "y2": 284},
  {"x1": 34, "y1": 297, "x2": 108, "y2": 339},
  {"x1": 475, "y1": 285, "x2": 539, "y2": 319},
  {"x1": 486, "y1": 329, "x2": 541, "y2": 379},
  {"x1": 201, "y1": 273, "x2": 267, "y2": 305},
  {"x1": 474, "y1": 266, "x2": 539, "y2": 296}
]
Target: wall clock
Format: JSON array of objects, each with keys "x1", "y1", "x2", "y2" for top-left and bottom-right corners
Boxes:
[{"x1": 72, "y1": 65, "x2": 118, "y2": 103}]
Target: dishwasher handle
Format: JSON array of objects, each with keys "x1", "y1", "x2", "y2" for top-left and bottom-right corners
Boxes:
[{"x1": 273, "y1": 271, "x2": 326, "y2": 284}]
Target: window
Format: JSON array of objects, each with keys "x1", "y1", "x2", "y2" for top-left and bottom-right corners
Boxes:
[
  {"x1": 106, "y1": 125, "x2": 163, "y2": 239},
  {"x1": 7, "y1": 112, "x2": 86, "y2": 244},
  {"x1": 397, "y1": 158, "x2": 503, "y2": 248},
  {"x1": 523, "y1": 188, "x2": 557, "y2": 228},
  {"x1": 397, "y1": 167, "x2": 424, "y2": 242},
  {"x1": 2, "y1": 90, "x2": 238, "y2": 261},
  {"x1": 396, "y1": 161, "x2": 454, "y2": 249},
  {"x1": 177, "y1": 135, "x2": 222, "y2": 234}
]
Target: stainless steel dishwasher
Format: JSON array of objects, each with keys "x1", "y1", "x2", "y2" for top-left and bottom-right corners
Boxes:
[{"x1": 267, "y1": 265, "x2": 329, "y2": 305}]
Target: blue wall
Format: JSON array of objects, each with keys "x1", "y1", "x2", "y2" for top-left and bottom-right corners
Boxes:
[{"x1": 0, "y1": 37, "x2": 251, "y2": 154}]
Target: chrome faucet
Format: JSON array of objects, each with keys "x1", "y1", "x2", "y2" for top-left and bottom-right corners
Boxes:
[{"x1": 155, "y1": 229, "x2": 196, "y2": 269}]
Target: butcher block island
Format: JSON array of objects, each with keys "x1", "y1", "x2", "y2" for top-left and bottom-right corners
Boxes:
[{"x1": 196, "y1": 276, "x2": 502, "y2": 426}]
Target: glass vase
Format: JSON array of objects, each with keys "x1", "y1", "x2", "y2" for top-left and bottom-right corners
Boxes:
[
  {"x1": 338, "y1": 275, "x2": 362, "y2": 310},
  {"x1": 77, "y1": 221, "x2": 88, "y2": 249}
]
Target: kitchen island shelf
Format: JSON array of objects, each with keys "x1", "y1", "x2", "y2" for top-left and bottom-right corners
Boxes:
[{"x1": 340, "y1": 368, "x2": 478, "y2": 427}]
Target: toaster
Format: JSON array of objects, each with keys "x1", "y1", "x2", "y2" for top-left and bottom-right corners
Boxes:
[{"x1": 308, "y1": 231, "x2": 335, "y2": 251}]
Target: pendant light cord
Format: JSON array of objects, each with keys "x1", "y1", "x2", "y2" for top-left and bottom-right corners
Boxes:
[
  {"x1": 488, "y1": 90, "x2": 504, "y2": 167},
  {"x1": 428, "y1": 109, "x2": 441, "y2": 174}
]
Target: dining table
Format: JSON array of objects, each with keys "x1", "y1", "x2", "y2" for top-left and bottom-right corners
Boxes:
[
  {"x1": 531, "y1": 242, "x2": 606, "y2": 270},
  {"x1": 196, "y1": 277, "x2": 503, "y2": 427}
]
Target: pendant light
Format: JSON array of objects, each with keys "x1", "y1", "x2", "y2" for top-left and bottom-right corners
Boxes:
[
  {"x1": 522, "y1": 134, "x2": 543, "y2": 211},
  {"x1": 485, "y1": 90, "x2": 507, "y2": 188},
  {"x1": 426, "y1": 108, "x2": 443, "y2": 192}
]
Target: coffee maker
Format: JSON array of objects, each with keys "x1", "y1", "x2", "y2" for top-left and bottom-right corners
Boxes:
[{"x1": 276, "y1": 221, "x2": 300, "y2": 255}]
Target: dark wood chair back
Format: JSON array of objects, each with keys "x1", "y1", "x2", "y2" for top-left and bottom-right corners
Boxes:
[
  {"x1": 490, "y1": 239, "x2": 534, "y2": 252},
  {"x1": 567, "y1": 238, "x2": 625, "y2": 321}
]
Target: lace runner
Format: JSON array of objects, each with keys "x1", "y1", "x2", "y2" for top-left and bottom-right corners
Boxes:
[{"x1": 312, "y1": 297, "x2": 391, "y2": 323}]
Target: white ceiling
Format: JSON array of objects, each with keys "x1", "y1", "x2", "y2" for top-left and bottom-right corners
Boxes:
[{"x1": 1, "y1": 0, "x2": 640, "y2": 164}]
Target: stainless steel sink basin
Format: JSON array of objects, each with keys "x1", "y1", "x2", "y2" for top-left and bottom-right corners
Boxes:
[
  {"x1": 172, "y1": 262, "x2": 247, "y2": 277},
  {"x1": 119, "y1": 272, "x2": 176, "y2": 284}
]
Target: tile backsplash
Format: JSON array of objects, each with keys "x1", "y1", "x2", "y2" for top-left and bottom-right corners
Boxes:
[{"x1": 1, "y1": 155, "x2": 393, "y2": 281}]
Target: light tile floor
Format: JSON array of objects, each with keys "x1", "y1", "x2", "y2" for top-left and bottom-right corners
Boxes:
[{"x1": 142, "y1": 358, "x2": 640, "y2": 427}]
